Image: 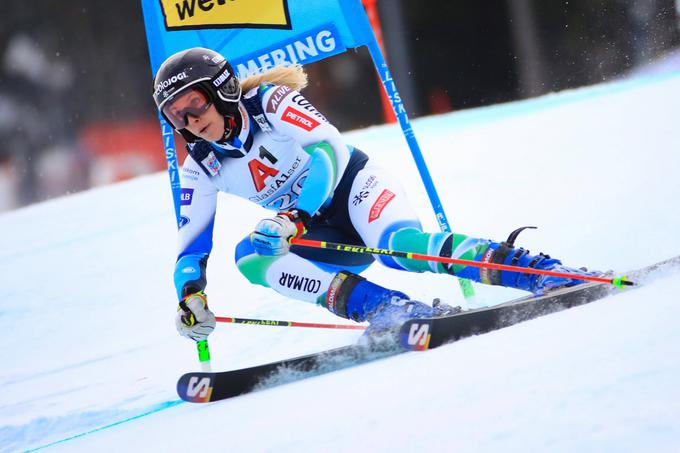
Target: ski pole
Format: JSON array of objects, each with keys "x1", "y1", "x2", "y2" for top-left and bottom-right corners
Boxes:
[
  {"x1": 196, "y1": 339, "x2": 211, "y2": 372},
  {"x1": 290, "y1": 238, "x2": 634, "y2": 288},
  {"x1": 216, "y1": 316, "x2": 366, "y2": 330}
]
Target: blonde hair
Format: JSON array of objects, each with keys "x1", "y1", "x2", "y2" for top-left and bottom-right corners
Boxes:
[{"x1": 240, "y1": 64, "x2": 308, "y2": 93}]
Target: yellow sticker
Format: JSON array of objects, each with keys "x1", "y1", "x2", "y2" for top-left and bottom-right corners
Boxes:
[{"x1": 159, "y1": 0, "x2": 291, "y2": 30}]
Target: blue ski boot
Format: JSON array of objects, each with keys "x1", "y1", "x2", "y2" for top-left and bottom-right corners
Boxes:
[
  {"x1": 445, "y1": 226, "x2": 599, "y2": 295},
  {"x1": 323, "y1": 271, "x2": 459, "y2": 346}
]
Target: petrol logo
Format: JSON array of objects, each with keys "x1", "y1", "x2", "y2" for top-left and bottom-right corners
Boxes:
[{"x1": 280, "y1": 107, "x2": 320, "y2": 131}]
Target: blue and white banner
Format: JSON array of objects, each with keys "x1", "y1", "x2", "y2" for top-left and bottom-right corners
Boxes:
[{"x1": 141, "y1": 0, "x2": 375, "y2": 78}]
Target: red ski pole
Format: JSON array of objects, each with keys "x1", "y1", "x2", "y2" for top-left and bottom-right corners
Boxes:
[
  {"x1": 216, "y1": 316, "x2": 366, "y2": 330},
  {"x1": 291, "y1": 238, "x2": 634, "y2": 288}
]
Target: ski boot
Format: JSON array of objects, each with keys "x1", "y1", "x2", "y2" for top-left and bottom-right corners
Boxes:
[
  {"x1": 465, "y1": 226, "x2": 599, "y2": 295},
  {"x1": 323, "y1": 271, "x2": 460, "y2": 348}
]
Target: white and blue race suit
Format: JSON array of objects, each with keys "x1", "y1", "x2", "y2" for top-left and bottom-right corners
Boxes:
[{"x1": 173, "y1": 83, "x2": 511, "y2": 307}]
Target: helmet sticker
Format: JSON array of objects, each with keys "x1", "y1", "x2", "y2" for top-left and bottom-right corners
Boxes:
[
  {"x1": 154, "y1": 71, "x2": 188, "y2": 97},
  {"x1": 212, "y1": 69, "x2": 231, "y2": 88}
]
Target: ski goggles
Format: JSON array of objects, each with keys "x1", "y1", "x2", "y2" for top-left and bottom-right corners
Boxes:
[{"x1": 162, "y1": 88, "x2": 212, "y2": 130}]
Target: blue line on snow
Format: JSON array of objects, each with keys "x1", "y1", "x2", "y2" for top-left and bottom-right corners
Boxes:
[{"x1": 24, "y1": 400, "x2": 184, "y2": 452}]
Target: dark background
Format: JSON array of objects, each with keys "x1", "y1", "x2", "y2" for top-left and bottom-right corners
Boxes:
[{"x1": 0, "y1": 0, "x2": 678, "y2": 209}]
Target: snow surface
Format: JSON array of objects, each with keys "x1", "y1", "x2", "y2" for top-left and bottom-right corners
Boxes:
[{"x1": 2, "y1": 72, "x2": 680, "y2": 452}]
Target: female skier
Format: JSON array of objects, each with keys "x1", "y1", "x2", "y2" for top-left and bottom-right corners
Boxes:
[{"x1": 152, "y1": 47, "x2": 592, "y2": 342}]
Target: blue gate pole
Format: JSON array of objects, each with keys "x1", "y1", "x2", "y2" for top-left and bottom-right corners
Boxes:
[
  {"x1": 158, "y1": 113, "x2": 212, "y2": 370},
  {"x1": 159, "y1": 114, "x2": 182, "y2": 226},
  {"x1": 365, "y1": 39, "x2": 475, "y2": 300}
]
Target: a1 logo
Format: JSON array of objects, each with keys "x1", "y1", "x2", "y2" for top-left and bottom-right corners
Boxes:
[
  {"x1": 186, "y1": 376, "x2": 212, "y2": 398},
  {"x1": 407, "y1": 323, "x2": 430, "y2": 347}
]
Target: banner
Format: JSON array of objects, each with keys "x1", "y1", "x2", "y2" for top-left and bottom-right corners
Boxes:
[{"x1": 142, "y1": 0, "x2": 374, "y2": 78}]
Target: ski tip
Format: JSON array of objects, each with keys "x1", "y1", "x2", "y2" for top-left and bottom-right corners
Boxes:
[
  {"x1": 177, "y1": 373, "x2": 215, "y2": 403},
  {"x1": 399, "y1": 319, "x2": 434, "y2": 351},
  {"x1": 611, "y1": 275, "x2": 635, "y2": 288}
]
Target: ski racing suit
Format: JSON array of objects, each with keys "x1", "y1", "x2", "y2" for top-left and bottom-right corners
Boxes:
[{"x1": 173, "y1": 83, "x2": 577, "y2": 322}]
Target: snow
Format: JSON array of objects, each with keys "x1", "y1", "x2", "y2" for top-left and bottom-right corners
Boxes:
[{"x1": 2, "y1": 72, "x2": 680, "y2": 452}]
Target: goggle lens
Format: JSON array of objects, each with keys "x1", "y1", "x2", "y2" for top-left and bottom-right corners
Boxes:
[{"x1": 162, "y1": 88, "x2": 211, "y2": 129}]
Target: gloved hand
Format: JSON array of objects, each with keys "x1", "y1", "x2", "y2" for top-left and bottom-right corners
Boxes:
[
  {"x1": 250, "y1": 210, "x2": 309, "y2": 256},
  {"x1": 175, "y1": 291, "x2": 216, "y2": 341}
]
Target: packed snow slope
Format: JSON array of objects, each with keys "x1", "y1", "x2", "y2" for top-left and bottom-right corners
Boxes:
[{"x1": 2, "y1": 72, "x2": 680, "y2": 452}]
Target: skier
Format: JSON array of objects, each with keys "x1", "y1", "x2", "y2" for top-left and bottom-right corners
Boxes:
[{"x1": 152, "y1": 47, "x2": 593, "y2": 342}]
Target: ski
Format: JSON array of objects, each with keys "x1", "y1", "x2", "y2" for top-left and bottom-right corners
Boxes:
[
  {"x1": 177, "y1": 255, "x2": 679, "y2": 402},
  {"x1": 399, "y1": 254, "x2": 680, "y2": 351},
  {"x1": 176, "y1": 342, "x2": 400, "y2": 402}
]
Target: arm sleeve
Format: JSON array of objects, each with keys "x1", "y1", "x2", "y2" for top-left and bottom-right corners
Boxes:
[
  {"x1": 261, "y1": 86, "x2": 351, "y2": 215},
  {"x1": 173, "y1": 155, "x2": 218, "y2": 300}
]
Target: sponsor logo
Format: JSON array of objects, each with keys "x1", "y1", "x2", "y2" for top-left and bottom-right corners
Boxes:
[
  {"x1": 185, "y1": 376, "x2": 212, "y2": 402},
  {"x1": 353, "y1": 176, "x2": 377, "y2": 206},
  {"x1": 181, "y1": 266, "x2": 196, "y2": 274},
  {"x1": 212, "y1": 69, "x2": 231, "y2": 87},
  {"x1": 160, "y1": 123, "x2": 179, "y2": 188},
  {"x1": 325, "y1": 272, "x2": 347, "y2": 314},
  {"x1": 336, "y1": 245, "x2": 391, "y2": 255},
  {"x1": 159, "y1": 0, "x2": 291, "y2": 31},
  {"x1": 201, "y1": 152, "x2": 221, "y2": 176},
  {"x1": 182, "y1": 167, "x2": 200, "y2": 181},
  {"x1": 361, "y1": 175, "x2": 378, "y2": 191},
  {"x1": 279, "y1": 272, "x2": 322, "y2": 294},
  {"x1": 281, "y1": 106, "x2": 319, "y2": 131},
  {"x1": 235, "y1": 26, "x2": 344, "y2": 78},
  {"x1": 291, "y1": 94, "x2": 328, "y2": 122},
  {"x1": 479, "y1": 248, "x2": 495, "y2": 284},
  {"x1": 243, "y1": 319, "x2": 280, "y2": 326},
  {"x1": 406, "y1": 323, "x2": 431, "y2": 350},
  {"x1": 380, "y1": 68, "x2": 407, "y2": 116},
  {"x1": 178, "y1": 215, "x2": 190, "y2": 228},
  {"x1": 368, "y1": 189, "x2": 396, "y2": 223},
  {"x1": 248, "y1": 158, "x2": 280, "y2": 192},
  {"x1": 266, "y1": 85, "x2": 293, "y2": 113},
  {"x1": 256, "y1": 168, "x2": 308, "y2": 211},
  {"x1": 154, "y1": 71, "x2": 188, "y2": 96},
  {"x1": 252, "y1": 114, "x2": 272, "y2": 133},
  {"x1": 180, "y1": 188, "x2": 194, "y2": 205},
  {"x1": 352, "y1": 190, "x2": 369, "y2": 206},
  {"x1": 248, "y1": 157, "x2": 304, "y2": 206},
  {"x1": 205, "y1": 54, "x2": 224, "y2": 64}
]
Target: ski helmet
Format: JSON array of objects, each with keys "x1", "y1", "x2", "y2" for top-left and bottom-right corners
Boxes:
[{"x1": 152, "y1": 47, "x2": 241, "y2": 142}]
